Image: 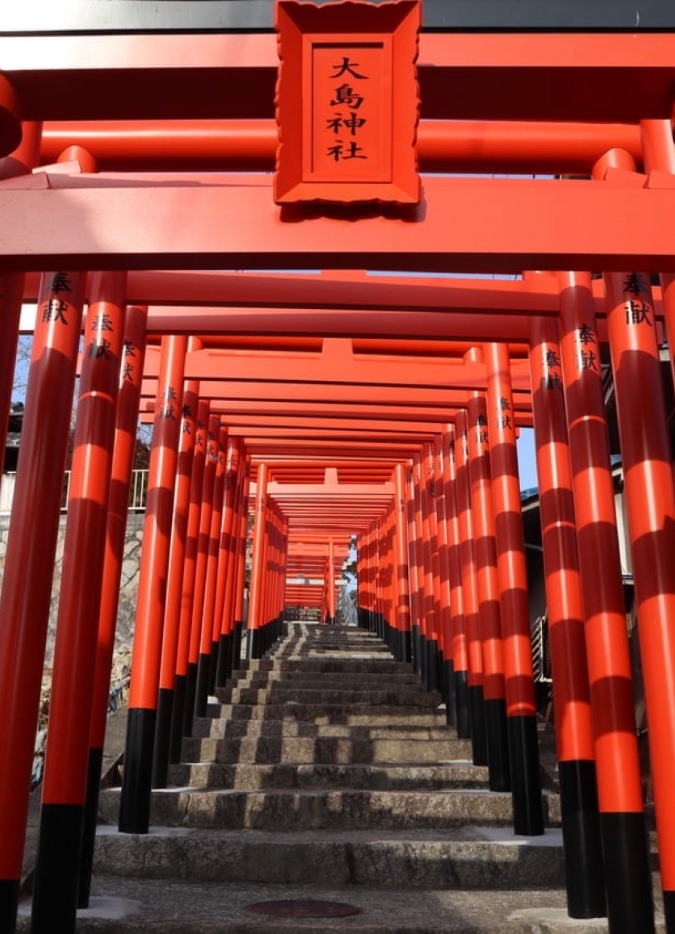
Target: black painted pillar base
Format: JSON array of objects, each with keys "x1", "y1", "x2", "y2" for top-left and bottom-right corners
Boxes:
[
  {"x1": 326, "y1": 615, "x2": 336, "y2": 626},
  {"x1": 215, "y1": 633, "x2": 233, "y2": 687},
  {"x1": 248, "y1": 626, "x2": 264, "y2": 659},
  {"x1": 663, "y1": 892, "x2": 675, "y2": 934},
  {"x1": 119, "y1": 707, "x2": 156, "y2": 834},
  {"x1": 601, "y1": 811, "x2": 654, "y2": 934},
  {"x1": 169, "y1": 674, "x2": 187, "y2": 763},
  {"x1": 484, "y1": 697, "x2": 511, "y2": 792},
  {"x1": 558, "y1": 759, "x2": 606, "y2": 918},
  {"x1": 182, "y1": 662, "x2": 198, "y2": 737},
  {"x1": 453, "y1": 669, "x2": 471, "y2": 738},
  {"x1": 420, "y1": 633, "x2": 429, "y2": 686},
  {"x1": 468, "y1": 684, "x2": 488, "y2": 766},
  {"x1": 208, "y1": 640, "x2": 219, "y2": 693},
  {"x1": 443, "y1": 659, "x2": 456, "y2": 728},
  {"x1": 426, "y1": 638, "x2": 441, "y2": 692},
  {"x1": 508, "y1": 714, "x2": 544, "y2": 835},
  {"x1": 233, "y1": 621, "x2": 244, "y2": 668},
  {"x1": 398, "y1": 629, "x2": 411, "y2": 664},
  {"x1": 194, "y1": 652, "x2": 211, "y2": 718},
  {"x1": 357, "y1": 607, "x2": 369, "y2": 629},
  {"x1": 151, "y1": 687, "x2": 174, "y2": 789},
  {"x1": 78, "y1": 746, "x2": 104, "y2": 908},
  {"x1": 411, "y1": 624, "x2": 422, "y2": 676},
  {"x1": 0, "y1": 879, "x2": 19, "y2": 934},
  {"x1": 31, "y1": 803, "x2": 84, "y2": 934}
]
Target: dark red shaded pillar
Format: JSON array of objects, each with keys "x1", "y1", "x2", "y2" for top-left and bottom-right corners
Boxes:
[
  {"x1": 230, "y1": 461, "x2": 251, "y2": 666},
  {"x1": 152, "y1": 381, "x2": 198, "y2": 788},
  {"x1": 628, "y1": 122, "x2": 675, "y2": 934},
  {"x1": 31, "y1": 272, "x2": 127, "y2": 934},
  {"x1": 557, "y1": 270, "x2": 654, "y2": 934},
  {"x1": 394, "y1": 463, "x2": 412, "y2": 663},
  {"x1": 0, "y1": 270, "x2": 86, "y2": 933},
  {"x1": 175, "y1": 399, "x2": 210, "y2": 742},
  {"x1": 214, "y1": 437, "x2": 244, "y2": 686},
  {"x1": 421, "y1": 443, "x2": 442, "y2": 692},
  {"x1": 119, "y1": 334, "x2": 187, "y2": 834},
  {"x1": 528, "y1": 313, "x2": 605, "y2": 916},
  {"x1": 433, "y1": 436, "x2": 455, "y2": 725},
  {"x1": 443, "y1": 426, "x2": 471, "y2": 738},
  {"x1": 467, "y1": 393, "x2": 510, "y2": 791},
  {"x1": 455, "y1": 410, "x2": 487, "y2": 766},
  {"x1": 248, "y1": 462, "x2": 269, "y2": 658},
  {"x1": 407, "y1": 460, "x2": 424, "y2": 673},
  {"x1": 195, "y1": 424, "x2": 228, "y2": 718},
  {"x1": 186, "y1": 414, "x2": 220, "y2": 715},
  {"x1": 485, "y1": 341, "x2": 544, "y2": 833},
  {"x1": 603, "y1": 265, "x2": 675, "y2": 933},
  {"x1": 80, "y1": 305, "x2": 148, "y2": 904}
]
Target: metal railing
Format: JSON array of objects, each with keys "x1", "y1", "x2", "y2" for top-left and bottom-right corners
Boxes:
[{"x1": 1, "y1": 469, "x2": 149, "y2": 516}]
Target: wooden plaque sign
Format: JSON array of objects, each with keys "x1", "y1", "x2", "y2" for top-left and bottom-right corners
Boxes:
[{"x1": 274, "y1": 0, "x2": 421, "y2": 204}]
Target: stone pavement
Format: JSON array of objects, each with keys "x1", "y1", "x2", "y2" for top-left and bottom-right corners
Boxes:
[{"x1": 17, "y1": 622, "x2": 666, "y2": 932}]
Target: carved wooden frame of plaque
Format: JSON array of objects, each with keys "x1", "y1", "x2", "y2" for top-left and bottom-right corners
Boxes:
[{"x1": 274, "y1": 0, "x2": 421, "y2": 204}]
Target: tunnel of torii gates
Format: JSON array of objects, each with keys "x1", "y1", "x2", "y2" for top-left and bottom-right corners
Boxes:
[{"x1": 1, "y1": 8, "x2": 675, "y2": 934}]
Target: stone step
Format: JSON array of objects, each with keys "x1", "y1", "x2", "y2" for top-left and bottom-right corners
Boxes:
[
  {"x1": 237, "y1": 658, "x2": 413, "y2": 675},
  {"x1": 204, "y1": 703, "x2": 447, "y2": 723},
  {"x1": 181, "y1": 735, "x2": 467, "y2": 764},
  {"x1": 214, "y1": 687, "x2": 441, "y2": 707},
  {"x1": 167, "y1": 761, "x2": 489, "y2": 791},
  {"x1": 190, "y1": 717, "x2": 461, "y2": 742},
  {"x1": 92, "y1": 826, "x2": 567, "y2": 890},
  {"x1": 226, "y1": 670, "x2": 423, "y2": 687},
  {"x1": 98, "y1": 787, "x2": 561, "y2": 831}
]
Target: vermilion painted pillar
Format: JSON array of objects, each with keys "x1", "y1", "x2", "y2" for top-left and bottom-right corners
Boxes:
[
  {"x1": 361, "y1": 524, "x2": 375, "y2": 632},
  {"x1": 195, "y1": 424, "x2": 228, "y2": 717},
  {"x1": 467, "y1": 393, "x2": 510, "y2": 791},
  {"x1": 80, "y1": 305, "x2": 148, "y2": 903},
  {"x1": 0, "y1": 123, "x2": 42, "y2": 478},
  {"x1": 0, "y1": 269, "x2": 86, "y2": 932},
  {"x1": 176, "y1": 400, "x2": 210, "y2": 742},
  {"x1": 217, "y1": 448, "x2": 247, "y2": 682},
  {"x1": 411, "y1": 456, "x2": 429, "y2": 681},
  {"x1": 455, "y1": 410, "x2": 487, "y2": 765},
  {"x1": 631, "y1": 122, "x2": 675, "y2": 933},
  {"x1": 603, "y1": 264, "x2": 675, "y2": 932},
  {"x1": 327, "y1": 537, "x2": 337, "y2": 625},
  {"x1": 422, "y1": 443, "x2": 442, "y2": 692},
  {"x1": 394, "y1": 463, "x2": 412, "y2": 662},
  {"x1": 485, "y1": 342, "x2": 543, "y2": 832},
  {"x1": 118, "y1": 334, "x2": 187, "y2": 834},
  {"x1": 31, "y1": 272, "x2": 127, "y2": 934},
  {"x1": 186, "y1": 413, "x2": 220, "y2": 718},
  {"x1": 403, "y1": 472, "x2": 416, "y2": 661},
  {"x1": 214, "y1": 437, "x2": 244, "y2": 686},
  {"x1": 231, "y1": 461, "x2": 251, "y2": 667},
  {"x1": 248, "y1": 462, "x2": 269, "y2": 657},
  {"x1": 443, "y1": 426, "x2": 471, "y2": 738},
  {"x1": 557, "y1": 270, "x2": 654, "y2": 934},
  {"x1": 529, "y1": 313, "x2": 605, "y2": 917},
  {"x1": 151, "y1": 380, "x2": 198, "y2": 788},
  {"x1": 434, "y1": 435, "x2": 455, "y2": 724},
  {"x1": 380, "y1": 507, "x2": 395, "y2": 648}
]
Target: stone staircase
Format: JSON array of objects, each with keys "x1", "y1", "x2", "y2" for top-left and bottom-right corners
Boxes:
[{"x1": 24, "y1": 621, "x2": 621, "y2": 932}]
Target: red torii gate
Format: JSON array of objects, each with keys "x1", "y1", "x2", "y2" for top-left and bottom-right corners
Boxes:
[{"x1": 0, "y1": 8, "x2": 674, "y2": 934}]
